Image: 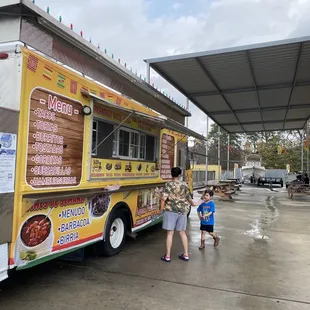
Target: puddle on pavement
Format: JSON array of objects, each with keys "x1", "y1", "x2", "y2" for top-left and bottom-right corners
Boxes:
[{"x1": 244, "y1": 196, "x2": 279, "y2": 242}]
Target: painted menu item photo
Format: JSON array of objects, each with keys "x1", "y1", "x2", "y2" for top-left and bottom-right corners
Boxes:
[
  {"x1": 89, "y1": 194, "x2": 111, "y2": 217},
  {"x1": 137, "y1": 163, "x2": 142, "y2": 171},
  {"x1": 125, "y1": 162, "x2": 132, "y2": 172},
  {"x1": 21, "y1": 214, "x2": 51, "y2": 247},
  {"x1": 92, "y1": 160, "x2": 102, "y2": 172},
  {"x1": 16, "y1": 213, "x2": 54, "y2": 264},
  {"x1": 106, "y1": 163, "x2": 113, "y2": 170},
  {"x1": 90, "y1": 158, "x2": 157, "y2": 179},
  {"x1": 115, "y1": 162, "x2": 122, "y2": 170}
]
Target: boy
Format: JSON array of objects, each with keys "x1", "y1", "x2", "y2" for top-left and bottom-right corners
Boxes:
[{"x1": 197, "y1": 189, "x2": 220, "y2": 249}]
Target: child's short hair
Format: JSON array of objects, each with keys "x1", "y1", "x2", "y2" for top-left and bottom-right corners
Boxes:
[
  {"x1": 171, "y1": 167, "x2": 182, "y2": 178},
  {"x1": 204, "y1": 189, "x2": 214, "y2": 197}
]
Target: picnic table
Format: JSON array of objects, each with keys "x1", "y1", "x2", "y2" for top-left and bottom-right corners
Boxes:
[
  {"x1": 287, "y1": 183, "x2": 310, "y2": 200},
  {"x1": 198, "y1": 181, "x2": 237, "y2": 199},
  {"x1": 221, "y1": 179, "x2": 242, "y2": 191}
]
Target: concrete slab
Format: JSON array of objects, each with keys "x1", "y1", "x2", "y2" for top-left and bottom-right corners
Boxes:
[{"x1": 0, "y1": 185, "x2": 310, "y2": 310}]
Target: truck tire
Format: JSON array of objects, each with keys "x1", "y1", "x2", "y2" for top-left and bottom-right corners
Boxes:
[{"x1": 99, "y1": 210, "x2": 127, "y2": 257}]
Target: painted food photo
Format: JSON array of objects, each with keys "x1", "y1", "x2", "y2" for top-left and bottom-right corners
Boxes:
[
  {"x1": 89, "y1": 194, "x2": 111, "y2": 217},
  {"x1": 106, "y1": 163, "x2": 113, "y2": 170},
  {"x1": 115, "y1": 162, "x2": 122, "y2": 170},
  {"x1": 18, "y1": 214, "x2": 53, "y2": 261},
  {"x1": 21, "y1": 215, "x2": 51, "y2": 247}
]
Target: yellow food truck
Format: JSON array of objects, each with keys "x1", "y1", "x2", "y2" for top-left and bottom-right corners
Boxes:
[
  {"x1": 0, "y1": 1, "x2": 205, "y2": 282},
  {"x1": 0, "y1": 46, "x2": 204, "y2": 281}
]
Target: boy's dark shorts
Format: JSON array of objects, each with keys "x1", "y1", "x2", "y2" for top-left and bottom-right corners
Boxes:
[{"x1": 200, "y1": 224, "x2": 214, "y2": 232}]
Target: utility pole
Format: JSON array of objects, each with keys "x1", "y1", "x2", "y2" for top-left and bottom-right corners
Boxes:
[
  {"x1": 307, "y1": 120, "x2": 309, "y2": 175},
  {"x1": 205, "y1": 117, "x2": 209, "y2": 183},
  {"x1": 185, "y1": 98, "x2": 189, "y2": 128}
]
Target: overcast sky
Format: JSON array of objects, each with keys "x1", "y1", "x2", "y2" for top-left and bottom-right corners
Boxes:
[{"x1": 36, "y1": 0, "x2": 310, "y2": 135}]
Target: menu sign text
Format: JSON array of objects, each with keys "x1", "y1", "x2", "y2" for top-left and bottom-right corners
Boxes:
[
  {"x1": 160, "y1": 133, "x2": 175, "y2": 180},
  {"x1": 26, "y1": 88, "x2": 84, "y2": 188}
]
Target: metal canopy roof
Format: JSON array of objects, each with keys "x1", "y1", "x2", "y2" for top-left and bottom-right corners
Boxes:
[{"x1": 145, "y1": 36, "x2": 310, "y2": 133}]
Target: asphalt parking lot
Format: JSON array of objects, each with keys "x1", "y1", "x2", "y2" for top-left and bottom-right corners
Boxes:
[{"x1": 1, "y1": 185, "x2": 310, "y2": 310}]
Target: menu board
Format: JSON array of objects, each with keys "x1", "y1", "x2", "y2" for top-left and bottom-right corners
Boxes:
[
  {"x1": 160, "y1": 133, "x2": 175, "y2": 180},
  {"x1": 91, "y1": 158, "x2": 157, "y2": 179},
  {"x1": 26, "y1": 88, "x2": 84, "y2": 188}
]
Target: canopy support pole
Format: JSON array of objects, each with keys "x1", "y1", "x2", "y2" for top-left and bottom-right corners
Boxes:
[
  {"x1": 301, "y1": 130, "x2": 304, "y2": 172},
  {"x1": 218, "y1": 126, "x2": 221, "y2": 181},
  {"x1": 227, "y1": 134, "x2": 230, "y2": 174}
]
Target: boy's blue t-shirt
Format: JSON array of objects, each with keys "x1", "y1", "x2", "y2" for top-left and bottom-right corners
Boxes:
[{"x1": 197, "y1": 201, "x2": 215, "y2": 225}]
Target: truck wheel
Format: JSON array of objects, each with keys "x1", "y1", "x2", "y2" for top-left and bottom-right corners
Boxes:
[{"x1": 100, "y1": 210, "x2": 127, "y2": 257}]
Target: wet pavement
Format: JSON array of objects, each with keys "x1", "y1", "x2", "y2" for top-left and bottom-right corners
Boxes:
[{"x1": 1, "y1": 185, "x2": 310, "y2": 309}]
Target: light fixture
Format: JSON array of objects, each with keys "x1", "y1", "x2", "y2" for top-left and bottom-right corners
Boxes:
[{"x1": 82, "y1": 105, "x2": 92, "y2": 116}]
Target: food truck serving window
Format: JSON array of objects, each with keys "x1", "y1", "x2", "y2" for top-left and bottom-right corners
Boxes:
[
  {"x1": 92, "y1": 120, "x2": 157, "y2": 161},
  {"x1": 92, "y1": 120, "x2": 116, "y2": 158}
]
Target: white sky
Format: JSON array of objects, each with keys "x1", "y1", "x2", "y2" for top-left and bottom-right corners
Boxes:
[{"x1": 35, "y1": 0, "x2": 310, "y2": 135}]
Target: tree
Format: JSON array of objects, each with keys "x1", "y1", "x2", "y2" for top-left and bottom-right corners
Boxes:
[
  {"x1": 190, "y1": 124, "x2": 305, "y2": 172},
  {"x1": 206, "y1": 124, "x2": 243, "y2": 170},
  {"x1": 189, "y1": 138, "x2": 207, "y2": 165},
  {"x1": 242, "y1": 130, "x2": 303, "y2": 171}
]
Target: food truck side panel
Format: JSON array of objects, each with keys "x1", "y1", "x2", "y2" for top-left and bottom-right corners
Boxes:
[
  {"x1": 0, "y1": 48, "x2": 22, "y2": 281},
  {"x1": 7, "y1": 48, "x2": 167, "y2": 270},
  {"x1": 8, "y1": 48, "x2": 92, "y2": 270}
]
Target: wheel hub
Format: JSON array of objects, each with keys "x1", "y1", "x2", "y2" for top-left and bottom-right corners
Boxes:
[{"x1": 109, "y1": 218, "x2": 124, "y2": 249}]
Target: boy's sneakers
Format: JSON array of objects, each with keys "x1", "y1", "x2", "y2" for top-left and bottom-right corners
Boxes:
[{"x1": 214, "y1": 236, "x2": 220, "y2": 247}]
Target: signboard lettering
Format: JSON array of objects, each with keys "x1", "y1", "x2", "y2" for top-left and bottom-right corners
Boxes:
[
  {"x1": 26, "y1": 88, "x2": 84, "y2": 188},
  {"x1": 160, "y1": 133, "x2": 175, "y2": 180}
]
